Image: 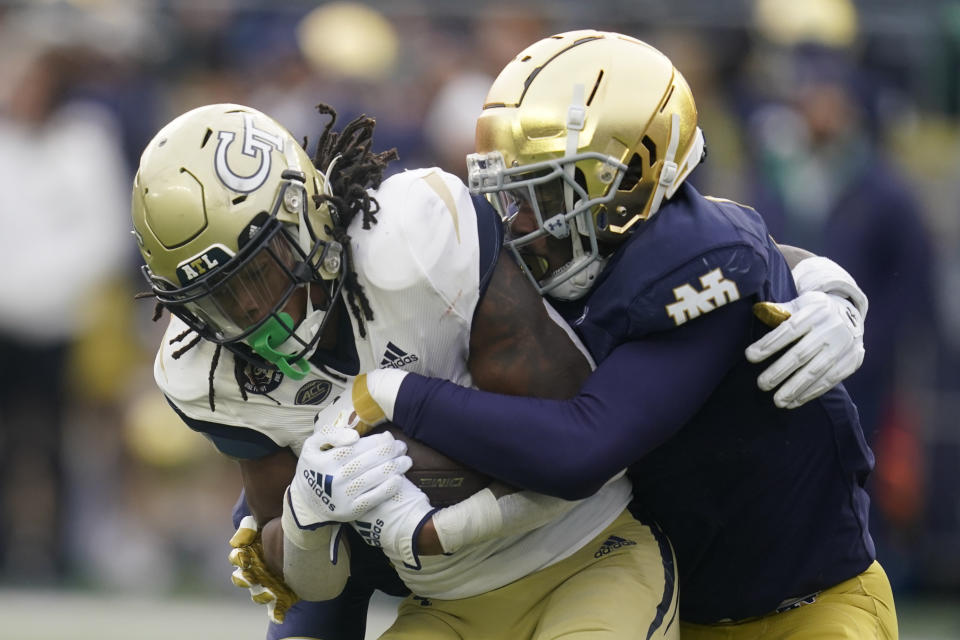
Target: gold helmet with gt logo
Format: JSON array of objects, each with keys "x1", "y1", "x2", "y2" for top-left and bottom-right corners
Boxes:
[
  {"x1": 131, "y1": 103, "x2": 345, "y2": 378},
  {"x1": 467, "y1": 30, "x2": 705, "y2": 300}
]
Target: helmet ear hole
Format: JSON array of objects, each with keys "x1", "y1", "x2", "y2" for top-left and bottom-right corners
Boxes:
[
  {"x1": 641, "y1": 135, "x2": 657, "y2": 166},
  {"x1": 619, "y1": 153, "x2": 644, "y2": 191}
]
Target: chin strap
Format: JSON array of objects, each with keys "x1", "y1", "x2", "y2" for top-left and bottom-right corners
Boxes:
[
  {"x1": 648, "y1": 114, "x2": 706, "y2": 218},
  {"x1": 564, "y1": 83, "x2": 586, "y2": 213},
  {"x1": 558, "y1": 84, "x2": 600, "y2": 298},
  {"x1": 648, "y1": 113, "x2": 681, "y2": 218},
  {"x1": 248, "y1": 312, "x2": 311, "y2": 380}
]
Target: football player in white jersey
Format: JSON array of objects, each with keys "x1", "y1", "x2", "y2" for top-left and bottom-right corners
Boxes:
[
  {"x1": 132, "y1": 103, "x2": 674, "y2": 640},
  {"x1": 132, "y1": 103, "x2": 868, "y2": 640}
]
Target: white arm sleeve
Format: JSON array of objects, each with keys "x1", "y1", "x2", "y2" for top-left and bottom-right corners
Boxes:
[{"x1": 281, "y1": 490, "x2": 351, "y2": 601}]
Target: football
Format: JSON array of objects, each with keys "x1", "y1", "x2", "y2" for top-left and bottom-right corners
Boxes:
[{"x1": 369, "y1": 424, "x2": 491, "y2": 507}]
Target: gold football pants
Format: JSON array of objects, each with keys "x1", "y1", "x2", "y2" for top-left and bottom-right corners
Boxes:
[
  {"x1": 380, "y1": 509, "x2": 679, "y2": 640},
  {"x1": 679, "y1": 560, "x2": 898, "y2": 640}
]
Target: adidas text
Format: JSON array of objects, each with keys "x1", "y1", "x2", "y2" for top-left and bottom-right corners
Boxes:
[
  {"x1": 382, "y1": 354, "x2": 419, "y2": 369},
  {"x1": 380, "y1": 342, "x2": 420, "y2": 369},
  {"x1": 356, "y1": 518, "x2": 385, "y2": 547},
  {"x1": 594, "y1": 535, "x2": 637, "y2": 558},
  {"x1": 303, "y1": 469, "x2": 336, "y2": 512}
]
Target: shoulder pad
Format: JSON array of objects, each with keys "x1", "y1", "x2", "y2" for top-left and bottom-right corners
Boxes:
[
  {"x1": 353, "y1": 168, "x2": 482, "y2": 319},
  {"x1": 154, "y1": 316, "x2": 219, "y2": 404},
  {"x1": 153, "y1": 316, "x2": 314, "y2": 451}
]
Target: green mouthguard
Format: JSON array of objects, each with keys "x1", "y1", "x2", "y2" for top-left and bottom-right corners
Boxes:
[{"x1": 248, "y1": 312, "x2": 310, "y2": 380}]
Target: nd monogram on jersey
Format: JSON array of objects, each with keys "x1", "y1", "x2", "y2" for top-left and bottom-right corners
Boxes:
[
  {"x1": 665, "y1": 268, "x2": 740, "y2": 326},
  {"x1": 154, "y1": 168, "x2": 631, "y2": 598}
]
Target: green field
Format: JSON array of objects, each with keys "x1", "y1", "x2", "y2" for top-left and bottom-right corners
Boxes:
[{"x1": 0, "y1": 589, "x2": 956, "y2": 639}]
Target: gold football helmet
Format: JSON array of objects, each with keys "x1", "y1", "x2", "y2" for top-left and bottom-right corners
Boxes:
[
  {"x1": 467, "y1": 30, "x2": 706, "y2": 300},
  {"x1": 131, "y1": 103, "x2": 344, "y2": 378}
]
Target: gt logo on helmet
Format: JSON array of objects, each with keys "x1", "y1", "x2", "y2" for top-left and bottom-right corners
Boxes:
[{"x1": 215, "y1": 113, "x2": 285, "y2": 193}]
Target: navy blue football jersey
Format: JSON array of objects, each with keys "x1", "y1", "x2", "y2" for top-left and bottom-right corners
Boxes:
[{"x1": 395, "y1": 182, "x2": 876, "y2": 623}]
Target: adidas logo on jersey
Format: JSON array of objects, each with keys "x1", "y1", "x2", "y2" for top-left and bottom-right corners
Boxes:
[
  {"x1": 303, "y1": 469, "x2": 337, "y2": 512},
  {"x1": 380, "y1": 342, "x2": 419, "y2": 369},
  {"x1": 594, "y1": 535, "x2": 637, "y2": 558},
  {"x1": 355, "y1": 518, "x2": 385, "y2": 547}
]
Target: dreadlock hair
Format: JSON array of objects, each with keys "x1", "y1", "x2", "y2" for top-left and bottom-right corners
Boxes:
[
  {"x1": 141, "y1": 104, "x2": 399, "y2": 412},
  {"x1": 310, "y1": 103, "x2": 398, "y2": 338}
]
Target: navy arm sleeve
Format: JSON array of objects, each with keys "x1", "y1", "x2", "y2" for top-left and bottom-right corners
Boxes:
[{"x1": 393, "y1": 297, "x2": 752, "y2": 499}]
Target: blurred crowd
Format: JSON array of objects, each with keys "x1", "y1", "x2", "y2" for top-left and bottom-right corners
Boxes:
[{"x1": 0, "y1": 0, "x2": 958, "y2": 607}]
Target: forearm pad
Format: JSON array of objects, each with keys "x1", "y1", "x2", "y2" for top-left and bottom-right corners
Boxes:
[{"x1": 281, "y1": 489, "x2": 351, "y2": 601}]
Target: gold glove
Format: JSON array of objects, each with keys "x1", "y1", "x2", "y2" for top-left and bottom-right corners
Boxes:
[{"x1": 228, "y1": 515, "x2": 300, "y2": 624}]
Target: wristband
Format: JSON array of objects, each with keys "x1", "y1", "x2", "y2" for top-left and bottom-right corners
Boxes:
[
  {"x1": 432, "y1": 488, "x2": 503, "y2": 553},
  {"x1": 354, "y1": 369, "x2": 409, "y2": 423}
]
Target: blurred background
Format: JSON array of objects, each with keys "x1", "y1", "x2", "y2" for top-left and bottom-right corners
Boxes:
[{"x1": 0, "y1": 0, "x2": 958, "y2": 637}]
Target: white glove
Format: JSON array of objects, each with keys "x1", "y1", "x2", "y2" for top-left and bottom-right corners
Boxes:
[
  {"x1": 288, "y1": 428, "x2": 412, "y2": 528},
  {"x1": 228, "y1": 515, "x2": 299, "y2": 624},
  {"x1": 351, "y1": 475, "x2": 435, "y2": 569},
  {"x1": 791, "y1": 255, "x2": 868, "y2": 319},
  {"x1": 746, "y1": 291, "x2": 864, "y2": 409}
]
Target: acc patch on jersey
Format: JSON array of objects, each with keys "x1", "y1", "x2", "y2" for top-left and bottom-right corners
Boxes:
[
  {"x1": 234, "y1": 359, "x2": 284, "y2": 395},
  {"x1": 295, "y1": 380, "x2": 333, "y2": 405}
]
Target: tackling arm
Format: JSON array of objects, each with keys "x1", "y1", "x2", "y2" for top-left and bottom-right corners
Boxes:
[{"x1": 394, "y1": 297, "x2": 751, "y2": 500}]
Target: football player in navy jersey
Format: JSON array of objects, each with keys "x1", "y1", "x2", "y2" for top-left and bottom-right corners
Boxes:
[{"x1": 332, "y1": 31, "x2": 897, "y2": 639}]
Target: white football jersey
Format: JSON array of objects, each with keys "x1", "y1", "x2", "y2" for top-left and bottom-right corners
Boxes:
[{"x1": 155, "y1": 167, "x2": 630, "y2": 598}]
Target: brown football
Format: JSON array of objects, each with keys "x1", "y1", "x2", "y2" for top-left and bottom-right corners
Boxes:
[{"x1": 369, "y1": 424, "x2": 491, "y2": 507}]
